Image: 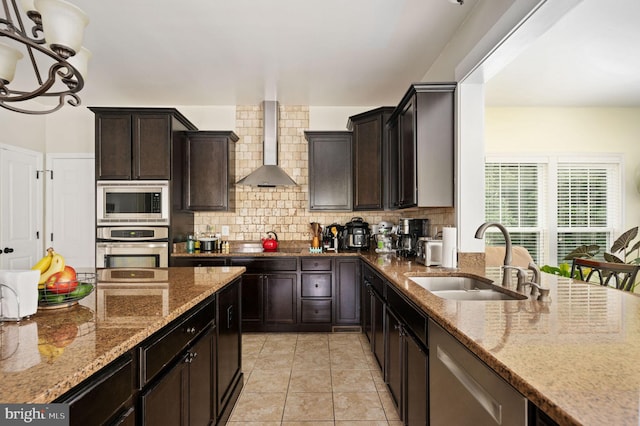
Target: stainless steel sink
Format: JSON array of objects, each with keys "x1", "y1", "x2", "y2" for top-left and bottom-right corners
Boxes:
[{"x1": 408, "y1": 276, "x2": 526, "y2": 301}]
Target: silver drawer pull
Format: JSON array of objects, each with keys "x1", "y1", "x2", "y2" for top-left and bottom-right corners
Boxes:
[{"x1": 436, "y1": 345, "x2": 502, "y2": 424}]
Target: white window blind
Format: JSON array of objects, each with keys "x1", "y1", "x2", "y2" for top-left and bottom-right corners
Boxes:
[
  {"x1": 556, "y1": 163, "x2": 620, "y2": 263},
  {"x1": 484, "y1": 156, "x2": 622, "y2": 266},
  {"x1": 484, "y1": 162, "x2": 545, "y2": 264}
]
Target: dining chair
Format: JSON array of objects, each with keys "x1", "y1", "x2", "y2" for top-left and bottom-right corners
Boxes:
[{"x1": 570, "y1": 258, "x2": 640, "y2": 292}]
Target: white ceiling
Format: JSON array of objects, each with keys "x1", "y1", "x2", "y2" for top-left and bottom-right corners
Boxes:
[
  {"x1": 54, "y1": 0, "x2": 477, "y2": 107},
  {"x1": 485, "y1": 0, "x2": 640, "y2": 107},
  {"x1": 7, "y1": 0, "x2": 637, "y2": 109}
]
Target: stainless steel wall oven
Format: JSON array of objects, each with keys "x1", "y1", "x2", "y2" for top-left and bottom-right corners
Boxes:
[{"x1": 96, "y1": 227, "x2": 169, "y2": 268}]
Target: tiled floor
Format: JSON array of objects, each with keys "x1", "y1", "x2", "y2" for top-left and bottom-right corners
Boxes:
[{"x1": 228, "y1": 332, "x2": 403, "y2": 425}]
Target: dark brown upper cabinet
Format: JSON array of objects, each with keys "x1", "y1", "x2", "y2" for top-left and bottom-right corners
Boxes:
[
  {"x1": 387, "y1": 83, "x2": 456, "y2": 209},
  {"x1": 91, "y1": 107, "x2": 197, "y2": 180},
  {"x1": 347, "y1": 107, "x2": 395, "y2": 211},
  {"x1": 305, "y1": 131, "x2": 353, "y2": 211},
  {"x1": 183, "y1": 131, "x2": 238, "y2": 211}
]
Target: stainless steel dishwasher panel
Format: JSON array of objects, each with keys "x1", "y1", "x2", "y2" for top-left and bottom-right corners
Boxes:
[{"x1": 429, "y1": 319, "x2": 527, "y2": 426}]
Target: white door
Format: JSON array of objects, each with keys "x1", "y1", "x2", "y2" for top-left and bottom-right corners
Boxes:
[
  {"x1": 0, "y1": 146, "x2": 43, "y2": 270},
  {"x1": 46, "y1": 154, "x2": 95, "y2": 268}
]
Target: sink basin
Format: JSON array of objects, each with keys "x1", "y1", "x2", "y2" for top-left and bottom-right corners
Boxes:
[{"x1": 408, "y1": 276, "x2": 526, "y2": 301}]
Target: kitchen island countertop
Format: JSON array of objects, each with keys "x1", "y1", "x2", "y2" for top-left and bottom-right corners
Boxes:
[{"x1": 0, "y1": 266, "x2": 245, "y2": 404}]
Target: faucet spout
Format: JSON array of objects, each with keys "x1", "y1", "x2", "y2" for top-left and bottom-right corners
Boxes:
[{"x1": 475, "y1": 222, "x2": 513, "y2": 287}]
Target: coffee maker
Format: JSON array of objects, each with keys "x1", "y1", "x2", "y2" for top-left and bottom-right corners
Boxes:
[{"x1": 397, "y1": 218, "x2": 429, "y2": 258}]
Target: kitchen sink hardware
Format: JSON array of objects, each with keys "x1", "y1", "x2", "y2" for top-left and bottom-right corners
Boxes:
[
  {"x1": 397, "y1": 218, "x2": 429, "y2": 258},
  {"x1": 342, "y1": 217, "x2": 370, "y2": 251},
  {"x1": 475, "y1": 222, "x2": 513, "y2": 287},
  {"x1": 96, "y1": 226, "x2": 169, "y2": 268},
  {"x1": 96, "y1": 181, "x2": 170, "y2": 226},
  {"x1": 408, "y1": 275, "x2": 527, "y2": 301}
]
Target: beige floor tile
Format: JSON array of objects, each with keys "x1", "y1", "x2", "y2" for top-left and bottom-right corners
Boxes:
[
  {"x1": 229, "y1": 392, "x2": 287, "y2": 422},
  {"x1": 335, "y1": 422, "x2": 391, "y2": 426},
  {"x1": 289, "y1": 369, "x2": 332, "y2": 393},
  {"x1": 243, "y1": 355, "x2": 257, "y2": 373},
  {"x1": 331, "y1": 369, "x2": 377, "y2": 392},
  {"x1": 333, "y1": 392, "x2": 387, "y2": 421},
  {"x1": 330, "y1": 353, "x2": 370, "y2": 370},
  {"x1": 283, "y1": 422, "x2": 334, "y2": 426},
  {"x1": 378, "y1": 389, "x2": 401, "y2": 421},
  {"x1": 254, "y1": 353, "x2": 295, "y2": 370},
  {"x1": 293, "y1": 351, "x2": 331, "y2": 370},
  {"x1": 261, "y1": 341, "x2": 297, "y2": 355},
  {"x1": 244, "y1": 369, "x2": 291, "y2": 393},
  {"x1": 282, "y1": 392, "x2": 334, "y2": 421},
  {"x1": 228, "y1": 422, "x2": 281, "y2": 426}
]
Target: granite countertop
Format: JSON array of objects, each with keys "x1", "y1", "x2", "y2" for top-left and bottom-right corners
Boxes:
[
  {"x1": 0, "y1": 266, "x2": 245, "y2": 404},
  {"x1": 358, "y1": 253, "x2": 640, "y2": 426}
]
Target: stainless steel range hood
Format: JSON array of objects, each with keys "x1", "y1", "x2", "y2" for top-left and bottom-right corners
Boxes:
[{"x1": 236, "y1": 101, "x2": 297, "y2": 187}]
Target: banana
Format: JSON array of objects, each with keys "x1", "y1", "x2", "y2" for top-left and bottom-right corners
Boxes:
[
  {"x1": 39, "y1": 249, "x2": 65, "y2": 285},
  {"x1": 32, "y1": 247, "x2": 54, "y2": 273}
]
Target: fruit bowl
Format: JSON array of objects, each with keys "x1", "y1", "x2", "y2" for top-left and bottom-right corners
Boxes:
[{"x1": 38, "y1": 272, "x2": 96, "y2": 309}]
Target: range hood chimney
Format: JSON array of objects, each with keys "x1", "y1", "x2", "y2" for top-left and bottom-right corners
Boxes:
[{"x1": 236, "y1": 101, "x2": 297, "y2": 187}]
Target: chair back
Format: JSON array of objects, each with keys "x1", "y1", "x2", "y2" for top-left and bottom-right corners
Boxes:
[{"x1": 570, "y1": 258, "x2": 639, "y2": 292}]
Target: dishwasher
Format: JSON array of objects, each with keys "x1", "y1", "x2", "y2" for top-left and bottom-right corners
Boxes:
[{"x1": 429, "y1": 319, "x2": 527, "y2": 425}]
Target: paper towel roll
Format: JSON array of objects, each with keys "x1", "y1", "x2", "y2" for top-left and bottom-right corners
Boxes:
[
  {"x1": 0, "y1": 270, "x2": 39, "y2": 320},
  {"x1": 441, "y1": 227, "x2": 457, "y2": 268}
]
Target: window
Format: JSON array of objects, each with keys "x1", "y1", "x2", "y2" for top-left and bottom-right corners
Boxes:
[{"x1": 485, "y1": 155, "x2": 622, "y2": 266}]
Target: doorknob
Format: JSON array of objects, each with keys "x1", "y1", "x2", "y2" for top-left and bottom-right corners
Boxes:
[{"x1": 3, "y1": 247, "x2": 14, "y2": 253}]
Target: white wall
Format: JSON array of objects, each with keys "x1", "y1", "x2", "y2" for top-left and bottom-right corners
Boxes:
[
  {"x1": 485, "y1": 106, "x2": 640, "y2": 233},
  {"x1": 0, "y1": 109, "x2": 46, "y2": 152},
  {"x1": 309, "y1": 106, "x2": 376, "y2": 130}
]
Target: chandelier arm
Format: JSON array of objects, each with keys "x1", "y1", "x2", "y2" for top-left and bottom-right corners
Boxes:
[
  {"x1": 0, "y1": 95, "x2": 66, "y2": 114},
  {"x1": 7, "y1": 0, "x2": 45, "y2": 85}
]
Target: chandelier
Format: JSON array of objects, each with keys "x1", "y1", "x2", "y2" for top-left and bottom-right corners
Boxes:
[{"x1": 0, "y1": 0, "x2": 89, "y2": 114}]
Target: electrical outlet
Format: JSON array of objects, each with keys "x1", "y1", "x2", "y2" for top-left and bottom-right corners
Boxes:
[{"x1": 221, "y1": 225, "x2": 230, "y2": 236}]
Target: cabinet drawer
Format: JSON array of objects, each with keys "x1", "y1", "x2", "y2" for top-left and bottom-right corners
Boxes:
[
  {"x1": 301, "y1": 300, "x2": 332, "y2": 323},
  {"x1": 301, "y1": 258, "x2": 332, "y2": 271},
  {"x1": 230, "y1": 257, "x2": 297, "y2": 272},
  {"x1": 140, "y1": 296, "x2": 215, "y2": 385},
  {"x1": 62, "y1": 353, "x2": 134, "y2": 426},
  {"x1": 301, "y1": 274, "x2": 332, "y2": 297}
]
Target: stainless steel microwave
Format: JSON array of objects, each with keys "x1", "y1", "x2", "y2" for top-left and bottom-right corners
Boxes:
[{"x1": 96, "y1": 181, "x2": 170, "y2": 226}]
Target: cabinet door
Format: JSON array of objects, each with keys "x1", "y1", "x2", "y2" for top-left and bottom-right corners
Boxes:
[
  {"x1": 217, "y1": 279, "x2": 241, "y2": 414},
  {"x1": 189, "y1": 329, "x2": 214, "y2": 426},
  {"x1": 372, "y1": 288, "x2": 385, "y2": 371},
  {"x1": 241, "y1": 273, "x2": 263, "y2": 330},
  {"x1": 353, "y1": 116, "x2": 383, "y2": 210},
  {"x1": 335, "y1": 258, "x2": 360, "y2": 325},
  {"x1": 386, "y1": 117, "x2": 400, "y2": 209},
  {"x1": 133, "y1": 114, "x2": 172, "y2": 179},
  {"x1": 398, "y1": 96, "x2": 417, "y2": 208},
  {"x1": 95, "y1": 113, "x2": 132, "y2": 180},
  {"x1": 385, "y1": 307, "x2": 403, "y2": 415},
  {"x1": 184, "y1": 134, "x2": 230, "y2": 210},
  {"x1": 141, "y1": 356, "x2": 188, "y2": 426},
  {"x1": 264, "y1": 273, "x2": 297, "y2": 324},
  {"x1": 306, "y1": 131, "x2": 353, "y2": 211},
  {"x1": 405, "y1": 331, "x2": 428, "y2": 426},
  {"x1": 362, "y1": 282, "x2": 373, "y2": 344}
]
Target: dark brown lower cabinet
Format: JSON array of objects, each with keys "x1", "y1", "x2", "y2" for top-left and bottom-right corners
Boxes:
[
  {"x1": 405, "y1": 330, "x2": 428, "y2": 425},
  {"x1": 216, "y1": 278, "x2": 242, "y2": 422},
  {"x1": 265, "y1": 274, "x2": 297, "y2": 325},
  {"x1": 334, "y1": 258, "x2": 360, "y2": 325},
  {"x1": 386, "y1": 307, "x2": 403, "y2": 412},
  {"x1": 58, "y1": 352, "x2": 135, "y2": 425},
  {"x1": 140, "y1": 324, "x2": 215, "y2": 426},
  {"x1": 241, "y1": 273, "x2": 264, "y2": 330}
]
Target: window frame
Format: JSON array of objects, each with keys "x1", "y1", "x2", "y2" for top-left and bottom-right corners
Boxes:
[{"x1": 485, "y1": 153, "x2": 624, "y2": 266}]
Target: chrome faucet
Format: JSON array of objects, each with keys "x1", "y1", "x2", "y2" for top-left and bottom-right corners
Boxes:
[{"x1": 475, "y1": 222, "x2": 513, "y2": 287}]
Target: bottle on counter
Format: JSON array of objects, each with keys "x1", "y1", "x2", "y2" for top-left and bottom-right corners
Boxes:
[{"x1": 186, "y1": 234, "x2": 195, "y2": 254}]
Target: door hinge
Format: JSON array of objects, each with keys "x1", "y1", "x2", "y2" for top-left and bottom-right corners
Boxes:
[
  {"x1": 36, "y1": 231, "x2": 39, "y2": 239},
  {"x1": 35, "y1": 170, "x2": 53, "y2": 179},
  {"x1": 50, "y1": 233, "x2": 53, "y2": 242}
]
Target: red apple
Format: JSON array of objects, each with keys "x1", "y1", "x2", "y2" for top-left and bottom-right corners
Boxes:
[{"x1": 45, "y1": 266, "x2": 78, "y2": 294}]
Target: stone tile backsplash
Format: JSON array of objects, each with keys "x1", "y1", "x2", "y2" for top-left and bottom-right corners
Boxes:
[{"x1": 195, "y1": 104, "x2": 454, "y2": 241}]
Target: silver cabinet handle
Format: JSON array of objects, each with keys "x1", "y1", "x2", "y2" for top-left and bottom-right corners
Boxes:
[{"x1": 436, "y1": 345, "x2": 502, "y2": 424}]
